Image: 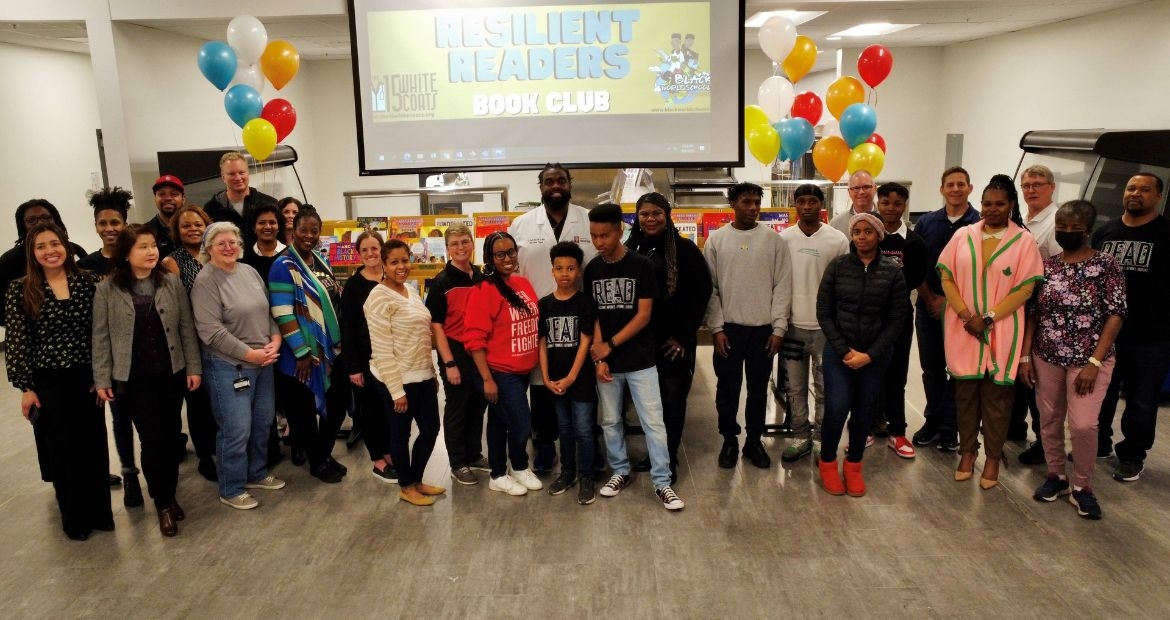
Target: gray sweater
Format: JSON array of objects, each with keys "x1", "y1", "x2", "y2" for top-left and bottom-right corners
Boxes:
[
  {"x1": 191, "y1": 262, "x2": 278, "y2": 367},
  {"x1": 703, "y1": 223, "x2": 793, "y2": 337}
]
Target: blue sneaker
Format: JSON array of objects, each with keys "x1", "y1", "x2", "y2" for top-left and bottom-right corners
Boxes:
[
  {"x1": 1032, "y1": 475, "x2": 1070, "y2": 502},
  {"x1": 1069, "y1": 489, "x2": 1102, "y2": 520}
]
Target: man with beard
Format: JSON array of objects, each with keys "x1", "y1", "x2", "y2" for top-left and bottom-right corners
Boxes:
[
  {"x1": 144, "y1": 175, "x2": 182, "y2": 258},
  {"x1": 510, "y1": 163, "x2": 598, "y2": 473}
]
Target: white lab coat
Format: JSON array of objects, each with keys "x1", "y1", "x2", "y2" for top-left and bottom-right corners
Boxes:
[{"x1": 509, "y1": 203, "x2": 598, "y2": 299}]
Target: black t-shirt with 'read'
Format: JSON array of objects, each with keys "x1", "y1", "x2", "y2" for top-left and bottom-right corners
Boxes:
[
  {"x1": 538, "y1": 290, "x2": 597, "y2": 403},
  {"x1": 1093, "y1": 216, "x2": 1170, "y2": 343},
  {"x1": 584, "y1": 250, "x2": 658, "y2": 373}
]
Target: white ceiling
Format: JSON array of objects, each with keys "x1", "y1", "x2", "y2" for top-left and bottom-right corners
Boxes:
[{"x1": 0, "y1": 1, "x2": 1148, "y2": 59}]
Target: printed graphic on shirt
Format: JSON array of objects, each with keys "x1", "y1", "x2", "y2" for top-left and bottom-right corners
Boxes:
[
  {"x1": 1100, "y1": 240, "x2": 1155, "y2": 273},
  {"x1": 509, "y1": 291, "x2": 539, "y2": 355},
  {"x1": 797, "y1": 247, "x2": 826, "y2": 258},
  {"x1": 544, "y1": 315, "x2": 581, "y2": 350},
  {"x1": 592, "y1": 277, "x2": 637, "y2": 311},
  {"x1": 880, "y1": 248, "x2": 905, "y2": 267}
]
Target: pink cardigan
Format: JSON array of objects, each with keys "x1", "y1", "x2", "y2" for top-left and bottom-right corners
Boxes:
[{"x1": 937, "y1": 221, "x2": 1044, "y2": 384}]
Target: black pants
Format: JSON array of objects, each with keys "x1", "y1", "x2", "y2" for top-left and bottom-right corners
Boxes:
[
  {"x1": 879, "y1": 315, "x2": 914, "y2": 437},
  {"x1": 1099, "y1": 340, "x2": 1170, "y2": 464},
  {"x1": 276, "y1": 357, "x2": 351, "y2": 469},
  {"x1": 355, "y1": 371, "x2": 391, "y2": 461},
  {"x1": 1008, "y1": 382, "x2": 1041, "y2": 440},
  {"x1": 713, "y1": 323, "x2": 774, "y2": 441},
  {"x1": 915, "y1": 301, "x2": 957, "y2": 434},
  {"x1": 530, "y1": 383, "x2": 558, "y2": 447},
  {"x1": 184, "y1": 384, "x2": 216, "y2": 461},
  {"x1": 378, "y1": 379, "x2": 440, "y2": 488},
  {"x1": 440, "y1": 341, "x2": 487, "y2": 468},
  {"x1": 658, "y1": 343, "x2": 696, "y2": 465},
  {"x1": 35, "y1": 366, "x2": 113, "y2": 538},
  {"x1": 124, "y1": 371, "x2": 185, "y2": 511}
]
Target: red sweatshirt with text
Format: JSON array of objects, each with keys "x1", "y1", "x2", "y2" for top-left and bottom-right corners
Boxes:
[{"x1": 463, "y1": 275, "x2": 540, "y2": 375}]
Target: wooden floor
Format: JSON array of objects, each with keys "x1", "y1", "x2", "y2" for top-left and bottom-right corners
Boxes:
[{"x1": 3, "y1": 346, "x2": 1170, "y2": 619}]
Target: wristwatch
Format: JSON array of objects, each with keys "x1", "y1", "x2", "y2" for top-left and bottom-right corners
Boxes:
[
  {"x1": 443, "y1": 360, "x2": 457, "y2": 369},
  {"x1": 982, "y1": 311, "x2": 996, "y2": 327},
  {"x1": 1087, "y1": 356, "x2": 1103, "y2": 368}
]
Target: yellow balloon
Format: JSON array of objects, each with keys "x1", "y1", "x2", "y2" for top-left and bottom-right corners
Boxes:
[
  {"x1": 260, "y1": 40, "x2": 300, "y2": 90},
  {"x1": 748, "y1": 125, "x2": 780, "y2": 166},
  {"x1": 782, "y1": 36, "x2": 818, "y2": 83},
  {"x1": 826, "y1": 76, "x2": 865, "y2": 120},
  {"x1": 242, "y1": 118, "x2": 278, "y2": 161},
  {"x1": 847, "y1": 142, "x2": 886, "y2": 178},
  {"x1": 744, "y1": 105, "x2": 769, "y2": 141},
  {"x1": 812, "y1": 136, "x2": 850, "y2": 182}
]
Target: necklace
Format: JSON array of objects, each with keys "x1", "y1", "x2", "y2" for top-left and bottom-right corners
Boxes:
[{"x1": 601, "y1": 248, "x2": 628, "y2": 264}]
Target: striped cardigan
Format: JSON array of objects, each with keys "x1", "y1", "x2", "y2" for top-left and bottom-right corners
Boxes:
[{"x1": 269, "y1": 248, "x2": 342, "y2": 416}]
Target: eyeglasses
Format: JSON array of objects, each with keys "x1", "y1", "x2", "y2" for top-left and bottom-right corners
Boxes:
[
  {"x1": 636, "y1": 210, "x2": 666, "y2": 219},
  {"x1": 848, "y1": 185, "x2": 874, "y2": 192},
  {"x1": 492, "y1": 249, "x2": 518, "y2": 260},
  {"x1": 213, "y1": 241, "x2": 240, "y2": 250},
  {"x1": 1021, "y1": 182, "x2": 1052, "y2": 190},
  {"x1": 23, "y1": 214, "x2": 54, "y2": 227}
]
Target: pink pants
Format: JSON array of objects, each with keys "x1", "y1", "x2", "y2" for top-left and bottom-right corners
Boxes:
[{"x1": 1033, "y1": 356, "x2": 1115, "y2": 489}]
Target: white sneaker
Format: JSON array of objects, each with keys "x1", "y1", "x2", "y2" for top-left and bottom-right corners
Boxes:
[
  {"x1": 219, "y1": 492, "x2": 259, "y2": 510},
  {"x1": 488, "y1": 475, "x2": 528, "y2": 496},
  {"x1": 512, "y1": 468, "x2": 543, "y2": 491},
  {"x1": 245, "y1": 475, "x2": 286, "y2": 490}
]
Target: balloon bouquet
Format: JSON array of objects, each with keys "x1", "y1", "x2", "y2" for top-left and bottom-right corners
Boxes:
[
  {"x1": 196, "y1": 16, "x2": 301, "y2": 162},
  {"x1": 743, "y1": 19, "x2": 894, "y2": 183}
]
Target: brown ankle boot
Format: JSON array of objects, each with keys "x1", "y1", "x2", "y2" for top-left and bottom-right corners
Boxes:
[
  {"x1": 819, "y1": 459, "x2": 845, "y2": 495},
  {"x1": 843, "y1": 460, "x2": 866, "y2": 497},
  {"x1": 157, "y1": 507, "x2": 178, "y2": 537}
]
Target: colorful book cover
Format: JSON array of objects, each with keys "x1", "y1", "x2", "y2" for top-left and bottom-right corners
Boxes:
[
  {"x1": 328, "y1": 241, "x2": 360, "y2": 266},
  {"x1": 702, "y1": 212, "x2": 733, "y2": 237},
  {"x1": 356, "y1": 217, "x2": 389, "y2": 238}
]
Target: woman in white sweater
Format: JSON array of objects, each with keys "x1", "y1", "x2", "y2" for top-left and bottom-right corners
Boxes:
[{"x1": 364, "y1": 239, "x2": 445, "y2": 506}]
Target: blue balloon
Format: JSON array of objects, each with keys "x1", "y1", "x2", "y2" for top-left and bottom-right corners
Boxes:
[
  {"x1": 777, "y1": 118, "x2": 815, "y2": 162},
  {"x1": 197, "y1": 41, "x2": 237, "y2": 91},
  {"x1": 224, "y1": 84, "x2": 263, "y2": 128},
  {"x1": 840, "y1": 103, "x2": 878, "y2": 148},
  {"x1": 771, "y1": 121, "x2": 788, "y2": 161}
]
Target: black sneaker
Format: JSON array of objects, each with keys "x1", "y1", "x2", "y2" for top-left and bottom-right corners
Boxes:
[
  {"x1": 742, "y1": 441, "x2": 771, "y2": 469},
  {"x1": 108, "y1": 473, "x2": 122, "y2": 486},
  {"x1": 912, "y1": 424, "x2": 940, "y2": 446},
  {"x1": 373, "y1": 463, "x2": 399, "y2": 484},
  {"x1": 123, "y1": 476, "x2": 144, "y2": 508},
  {"x1": 1069, "y1": 488, "x2": 1102, "y2": 519},
  {"x1": 450, "y1": 466, "x2": 476, "y2": 486},
  {"x1": 577, "y1": 476, "x2": 597, "y2": 505},
  {"x1": 717, "y1": 440, "x2": 738, "y2": 469},
  {"x1": 1032, "y1": 475, "x2": 1070, "y2": 502},
  {"x1": 599, "y1": 474, "x2": 631, "y2": 497},
  {"x1": 311, "y1": 462, "x2": 344, "y2": 484},
  {"x1": 1097, "y1": 443, "x2": 1113, "y2": 459},
  {"x1": 656, "y1": 486, "x2": 685, "y2": 510},
  {"x1": 872, "y1": 419, "x2": 890, "y2": 438},
  {"x1": 1113, "y1": 460, "x2": 1144, "y2": 482},
  {"x1": 632, "y1": 456, "x2": 652, "y2": 472},
  {"x1": 548, "y1": 471, "x2": 577, "y2": 496},
  {"x1": 468, "y1": 457, "x2": 491, "y2": 472},
  {"x1": 1019, "y1": 441, "x2": 1046, "y2": 465},
  {"x1": 936, "y1": 433, "x2": 959, "y2": 452}
]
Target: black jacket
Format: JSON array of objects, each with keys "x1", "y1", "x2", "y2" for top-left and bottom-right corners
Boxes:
[
  {"x1": 203, "y1": 187, "x2": 278, "y2": 248},
  {"x1": 816, "y1": 249, "x2": 907, "y2": 359},
  {"x1": 629, "y1": 233, "x2": 712, "y2": 350}
]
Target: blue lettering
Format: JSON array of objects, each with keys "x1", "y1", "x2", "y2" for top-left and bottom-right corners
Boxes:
[
  {"x1": 435, "y1": 16, "x2": 460, "y2": 48},
  {"x1": 525, "y1": 12, "x2": 546, "y2": 45},
  {"x1": 577, "y1": 46, "x2": 602, "y2": 78},
  {"x1": 448, "y1": 50, "x2": 475, "y2": 82},
  {"x1": 560, "y1": 10, "x2": 583, "y2": 44},
  {"x1": 498, "y1": 48, "x2": 526, "y2": 81},
  {"x1": 583, "y1": 10, "x2": 610, "y2": 44},
  {"x1": 484, "y1": 15, "x2": 509, "y2": 47},
  {"x1": 612, "y1": 10, "x2": 639, "y2": 42},
  {"x1": 528, "y1": 48, "x2": 553, "y2": 79},
  {"x1": 462, "y1": 16, "x2": 484, "y2": 47},
  {"x1": 553, "y1": 47, "x2": 575, "y2": 79},
  {"x1": 475, "y1": 49, "x2": 497, "y2": 82},
  {"x1": 548, "y1": 11, "x2": 561, "y2": 44},
  {"x1": 604, "y1": 45, "x2": 629, "y2": 78}
]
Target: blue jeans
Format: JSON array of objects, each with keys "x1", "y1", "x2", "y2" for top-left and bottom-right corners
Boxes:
[
  {"x1": 474, "y1": 370, "x2": 532, "y2": 478},
  {"x1": 915, "y1": 301, "x2": 956, "y2": 434},
  {"x1": 555, "y1": 396, "x2": 596, "y2": 476},
  {"x1": 203, "y1": 353, "x2": 276, "y2": 498},
  {"x1": 598, "y1": 366, "x2": 671, "y2": 488},
  {"x1": 820, "y1": 342, "x2": 887, "y2": 463},
  {"x1": 1100, "y1": 340, "x2": 1170, "y2": 465}
]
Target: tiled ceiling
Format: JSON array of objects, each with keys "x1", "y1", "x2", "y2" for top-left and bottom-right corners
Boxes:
[{"x1": 0, "y1": 1, "x2": 1148, "y2": 59}]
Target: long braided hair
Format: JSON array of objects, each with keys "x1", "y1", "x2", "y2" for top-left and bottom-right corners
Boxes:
[
  {"x1": 624, "y1": 192, "x2": 679, "y2": 298},
  {"x1": 984, "y1": 174, "x2": 1027, "y2": 229},
  {"x1": 481, "y1": 231, "x2": 531, "y2": 314}
]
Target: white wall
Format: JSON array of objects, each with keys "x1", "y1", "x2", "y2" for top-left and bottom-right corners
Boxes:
[
  {"x1": 0, "y1": 42, "x2": 104, "y2": 251},
  {"x1": 939, "y1": 0, "x2": 1170, "y2": 199}
]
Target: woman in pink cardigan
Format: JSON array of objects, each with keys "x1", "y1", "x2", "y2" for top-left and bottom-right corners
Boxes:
[{"x1": 937, "y1": 175, "x2": 1044, "y2": 489}]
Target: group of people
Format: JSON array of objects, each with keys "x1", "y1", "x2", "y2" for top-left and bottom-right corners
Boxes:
[{"x1": 8, "y1": 156, "x2": 1167, "y2": 540}]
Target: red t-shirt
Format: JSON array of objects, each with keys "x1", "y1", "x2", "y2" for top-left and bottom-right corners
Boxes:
[{"x1": 463, "y1": 275, "x2": 539, "y2": 374}]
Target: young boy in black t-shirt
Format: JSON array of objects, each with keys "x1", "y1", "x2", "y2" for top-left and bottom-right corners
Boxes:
[{"x1": 538, "y1": 242, "x2": 598, "y2": 505}]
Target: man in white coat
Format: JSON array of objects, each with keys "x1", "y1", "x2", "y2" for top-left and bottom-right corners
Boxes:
[{"x1": 509, "y1": 163, "x2": 598, "y2": 473}]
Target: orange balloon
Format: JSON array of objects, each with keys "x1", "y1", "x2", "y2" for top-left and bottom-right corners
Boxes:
[
  {"x1": 826, "y1": 76, "x2": 865, "y2": 120},
  {"x1": 260, "y1": 40, "x2": 300, "y2": 90},
  {"x1": 782, "y1": 36, "x2": 817, "y2": 83},
  {"x1": 813, "y1": 136, "x2": 849, "y2": 182},
  {"x1": 847, "y1": 143, "x2": 886, "y2": 178}
]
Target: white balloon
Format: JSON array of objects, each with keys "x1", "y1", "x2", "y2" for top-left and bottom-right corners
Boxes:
[
  {"x1": 821, "y1": 117, "x2": 841, "y2": 139},
  {"x1": 757, "y1": 76, "x2": 795, "y2": 123},
  {"x1": 227, "y1": 15, "x2": 268, "y2": 65},
  {"x1": 758, "y1": 16, "x2": 797, "y2": 63},
  {"x1": 229, "y1": 59, "x2": 266, "y2": 93}
]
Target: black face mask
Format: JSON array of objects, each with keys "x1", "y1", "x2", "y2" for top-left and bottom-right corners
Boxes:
[{"x1": 1054, "y1": 230, "x2": 1086, "y2": 252}]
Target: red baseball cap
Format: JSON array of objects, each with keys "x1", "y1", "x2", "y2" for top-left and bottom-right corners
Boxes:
[{"x1": 153, "y1": 174, "x2": 185, "y2": 193}]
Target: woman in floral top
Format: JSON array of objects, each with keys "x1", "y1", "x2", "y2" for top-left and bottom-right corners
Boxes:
[{"x1": 1020, "y1": 201, "x2": 1126, "y2": 520}]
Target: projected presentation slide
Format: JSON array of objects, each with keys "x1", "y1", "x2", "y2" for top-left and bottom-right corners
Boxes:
[{"x1": 349, "y1": 1, "x2": 743, "y2": 175}]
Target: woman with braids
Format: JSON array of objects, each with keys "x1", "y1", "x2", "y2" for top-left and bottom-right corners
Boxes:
[
  {"x1": 464, "y1": 231, "x2": 542, "y2": 497},
  {"x1": 937, "y1": 174, "x2": 1044, "y2": 489},
  {"x1": 623, "y1": 192, "x2": 712, "y2": 482}
]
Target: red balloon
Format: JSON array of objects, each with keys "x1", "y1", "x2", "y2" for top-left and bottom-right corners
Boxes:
[
  {"x1": 866, "y1": 132, "x2": 887, "y2": 153},
  {"x1": 790, "y1": 91, "x2": 823, "y2": 126},
  {"x1": 260, "y1": 98, "x2": 296, "y2": 142},
  {"x1": 857, "y1": 45, "x2": 893, "y2": 88}
]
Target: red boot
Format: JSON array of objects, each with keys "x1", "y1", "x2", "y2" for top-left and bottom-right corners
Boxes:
[
  {"x1": 843, "y1": 460, "x2": 866, "y2": 497},
  {"x1": 819, "y1": 459, "x2": 845, "y2": 496}
]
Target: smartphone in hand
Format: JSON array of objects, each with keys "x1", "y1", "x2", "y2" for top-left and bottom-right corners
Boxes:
[{"x1": 27, "y1": 405, "x2": 41, "y2": 426}]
